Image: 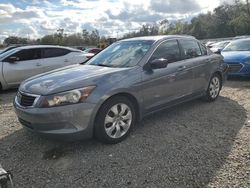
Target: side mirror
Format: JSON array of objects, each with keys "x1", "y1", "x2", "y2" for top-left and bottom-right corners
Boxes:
[
  {"x1": 214, "y1": 48, "x2": 222, "y2": 55},
  {"x1": 8, "y1": 56, "x2": 19, "y2": 63},
  {"x1": 149, "y1": 58, "x2": 168, "y2": 69}
]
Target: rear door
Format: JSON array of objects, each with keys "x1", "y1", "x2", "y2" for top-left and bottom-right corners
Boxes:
[
  {"x1": 178, "y1": 39, "x2": 211, "y2": 93},
  {"x1": 2, "y1": 48, "x2": 42, "y2": 85},
  {"x1": 142, "y1": 39, "x2": 193, "y2": 112},
  {"x1": 41, "y1": 48, "x2": 72, "y2": 72}
]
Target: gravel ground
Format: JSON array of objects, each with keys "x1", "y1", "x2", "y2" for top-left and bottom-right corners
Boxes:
[{"x1": 0, "y1": 78, "x2": 250, "y2": 188}]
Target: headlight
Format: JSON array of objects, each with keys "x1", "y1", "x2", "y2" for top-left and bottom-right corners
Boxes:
[
  {"x1": 245, "y1": 61, "x2": 250, "y2": 65},
  {"x1": 40, "y1": 86, "x2": 96, "y2": 107}
]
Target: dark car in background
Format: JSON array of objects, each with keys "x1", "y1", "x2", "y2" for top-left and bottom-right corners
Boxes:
[
  {"x1": 221, "y1": 38, "x2": 250, "y2": 77},
  {"x1": 14, "y1": 35, "x2": 227, "y2": 144},
  {"x1": 83, "y1": 48, "x2": 102, "y2": 59}
]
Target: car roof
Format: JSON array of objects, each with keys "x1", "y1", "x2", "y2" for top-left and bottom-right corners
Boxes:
[
  {"x1": 230, "y1": 38, "x2": 250, "y2": 44},
  {"x1": 14, "y1": 45, "x2": 81, "y2": 51},
  {"x1": 120, "y1": 35, "x2": 196, "y2": 42},
  {"x1": 234, "y1": 38, "x2": 250, "y2": 41}
]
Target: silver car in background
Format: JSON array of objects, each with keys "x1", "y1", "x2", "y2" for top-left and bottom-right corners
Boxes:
[
  {"x1": 14, "y1": 35, "x2": 228, "y2": 144},
  {"x1": 0, "y1": 45, "x2": 87, "y2": 90}
]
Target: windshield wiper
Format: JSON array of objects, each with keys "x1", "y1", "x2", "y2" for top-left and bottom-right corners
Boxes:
[{"x1": 96, "y1": 64, "x2": 114, "y2": 67}]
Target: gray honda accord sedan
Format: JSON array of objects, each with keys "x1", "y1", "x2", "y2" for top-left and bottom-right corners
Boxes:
[{"x1": 14, "y1": 35, "x2": 228, "y2": 144}]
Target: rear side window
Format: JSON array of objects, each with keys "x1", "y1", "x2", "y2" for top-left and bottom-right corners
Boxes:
[
  {"x1": 179, "y1": 39, "x2": 202, "y2": 59},
  {"x1": 42, "y1": 48, "x2": 70, "y2": 58},
  {"x1": 5, "y1": 49, "x2": 41, "y2": 62},
  {"x1": 150, "y1": 40, "x2": 181, "y2": 63}
]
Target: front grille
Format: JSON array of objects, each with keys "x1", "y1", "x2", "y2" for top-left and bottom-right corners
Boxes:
[
  {"x1": 228, "y1": 63, "x2": 243, "y2": 73},
  {"x1": 18, "y1": 92, "x2": 37, "y2": 107}
]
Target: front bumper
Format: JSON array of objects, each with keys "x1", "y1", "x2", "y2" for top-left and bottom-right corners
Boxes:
[
  {"x1": 227, "y1": 63, "x2": 250, "y2": 77},
  {"x1": 14, "y1": 97, "x2": 97, "y2": 141},
  {"x1": 222, "y1": 63, "x2": 229, "y2": 82}
]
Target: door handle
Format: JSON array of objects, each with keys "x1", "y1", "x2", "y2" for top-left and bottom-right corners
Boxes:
[
  {"x1": 36, "y1": 63, "x2": 41, "y2": 66},
  {"x1": 64, "y1": 59, "x2": 69, "y2": 62},
  {"x1": 177, "y1": 65, "x2": 187, "y2": 71}
]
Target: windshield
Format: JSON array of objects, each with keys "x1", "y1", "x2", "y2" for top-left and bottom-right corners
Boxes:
[
  {"x1": 0, "y1": 48, "x2": 19, "y2": 60},
  {"x1": 223, "y1": 40, "x2": 250, "y2": 52},
  {"x1": 86, "y1": 40, "x2": 154, "y2": 68}
]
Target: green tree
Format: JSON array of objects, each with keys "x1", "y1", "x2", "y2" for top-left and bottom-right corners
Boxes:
[
  {"x1": 40, "y1": 35, "x2": 57, "y2": 45},
  {"x1": 4, "y1": 36, "x2": 28, "y2": 45}
]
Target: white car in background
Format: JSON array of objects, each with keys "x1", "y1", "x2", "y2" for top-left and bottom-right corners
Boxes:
[
  {"x1": 0, "y1": 45, "x2": 88, "y2": 90},
  {"x1": 210, "y1": 40, "x2": 231, "y2": 53}
]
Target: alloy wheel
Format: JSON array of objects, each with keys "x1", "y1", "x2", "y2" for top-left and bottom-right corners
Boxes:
[
  {"x1": 104, "y1": 103, "x2": 132, "y2": 139},
  {"x1": 209, "y1": 76, "x2": 220, "y2": 99}
]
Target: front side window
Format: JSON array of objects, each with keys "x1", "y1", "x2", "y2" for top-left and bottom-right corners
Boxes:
[
  {"x1": 5, "y1": 49, "x2": 41, "y2": 62},
  {"x1": 199, "y1": 43, "x2": 208, "y2": 55},
  {"x1": 179, "y1": 39, "x2": 202, "y2": 59},
  {"x1": 0, "y1": 48, "x2": 19, "y2": 60},
  {"x1": 43, "y1": 48, "x2": 70, "y2": 58},
  {"x1": 86, "y1": 40, "x2": 154, "y2": 68},
  {"x1": 150, "y1": 40, "x2": 181, "y2": 63}
]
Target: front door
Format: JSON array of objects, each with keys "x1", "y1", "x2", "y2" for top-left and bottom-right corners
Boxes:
[
  {"x1": 142, "y1": 40, "x2": 193, "y2": 113},
  {"x1": 2, "y1": 48, "x2": 43, "y2": 86}
]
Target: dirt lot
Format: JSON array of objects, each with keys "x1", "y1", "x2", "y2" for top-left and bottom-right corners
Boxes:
[{"x1": 0, "y1": 78, "x2": 250, "y2": 188}]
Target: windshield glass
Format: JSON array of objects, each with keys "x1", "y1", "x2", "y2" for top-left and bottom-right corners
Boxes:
[
  {"x1": 0, "y1": 48, "x2": 19, "y2": 60},
  {"x1": 86, "y1": 40, "x2": 154, "y2": 68},
  {"x1": 223, "y1": 40, "x2": 250, "y2": 51}
]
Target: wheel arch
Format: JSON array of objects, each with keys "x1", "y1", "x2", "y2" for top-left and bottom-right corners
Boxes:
[
  {"x1": 94, "y1": 92, "x2": 142, "y2": 124},
  {"x1": 213, "y1": 71, "x2": 223, "y2": 89}
]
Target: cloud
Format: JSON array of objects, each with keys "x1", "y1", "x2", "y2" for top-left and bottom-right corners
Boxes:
[
  {"x1": 0, "y1": 3, "x2": 16, "y2": 13},
  {"x1": 0, "y1": 4, "x2": 44, "y2": 24},
  {"x1": 150, "y1": 0, "x2": 201, "y2": 14},
  {"x1": 0, "y1": 0, "x2": 229, "y2": 42},
  {"x1": 106, "y1": 8, "x2": 164, "y2": 23}
]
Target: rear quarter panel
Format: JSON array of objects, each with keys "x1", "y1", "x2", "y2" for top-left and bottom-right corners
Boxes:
[
  {"x1": 68, "y1": 52, "x2": 88, "y2": 64},
  {"x1": 205, "y1": 53, "x2": 225, "y2": 89}
]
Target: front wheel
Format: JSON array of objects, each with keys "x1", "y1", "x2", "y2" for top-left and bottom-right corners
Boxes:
[
  {"x1": 94, "y1": 96, "x2": 136, "y2": 144},
  {"x1": 204, "y1": 74, "x2": 222, "y2": 102}
]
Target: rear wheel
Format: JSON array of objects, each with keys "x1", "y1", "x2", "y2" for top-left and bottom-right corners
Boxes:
[
  {"x1": 94, "y1": 96, "x2": 136, "y2": 144},
  {"x1": 204, "y1": 73, "x2": 221, "y2": 102}
]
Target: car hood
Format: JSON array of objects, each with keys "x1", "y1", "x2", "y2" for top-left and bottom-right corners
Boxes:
[
  {"x1": 221, "y1": 51, "x2": 250, "y2": 62},
  {"x1": 20, "y1": 64, "x2": 132, "y2": 95}
]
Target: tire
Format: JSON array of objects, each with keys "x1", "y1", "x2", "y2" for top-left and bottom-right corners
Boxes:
[
  {"x1": 94, "y1": 96, "x2": 136, "y2": 144},
  {"x1": 204, "y1": 73, "x2": 222, "y2": 102}
]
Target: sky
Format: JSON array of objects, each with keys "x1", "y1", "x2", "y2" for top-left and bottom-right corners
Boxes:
[{"x1": 0, "y1": 0, "x2": 236, "y2": 42}]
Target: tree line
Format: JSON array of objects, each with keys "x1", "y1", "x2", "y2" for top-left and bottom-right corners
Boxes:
[
  {"x1": 2, "y1": 0, "x2": 250, "y2": 47},
  {"x1": 3, "y1": 29, "x2": 106, "y2": 47},
  {"x1": 123, "y1": 1, "x2": 250, "y2": 39}
]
